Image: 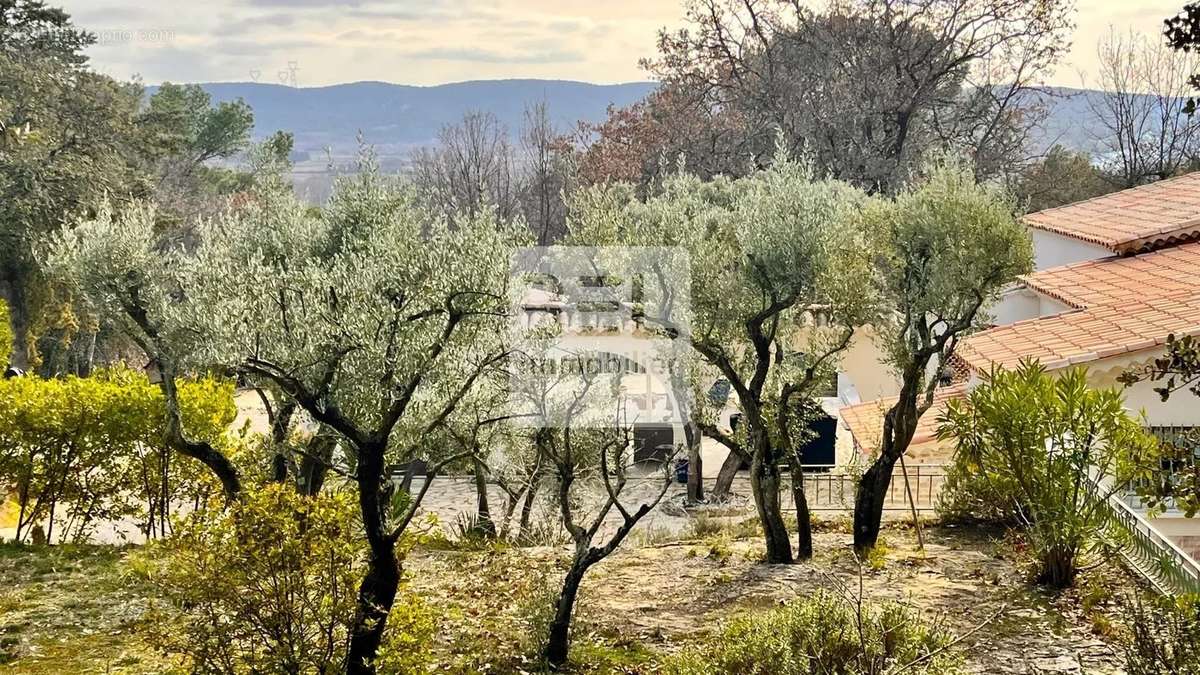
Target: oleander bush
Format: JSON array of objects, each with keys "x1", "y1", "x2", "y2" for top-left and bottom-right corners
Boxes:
[{"x1": 936, "y1": 362, "x2": 1159, "y2": 587}]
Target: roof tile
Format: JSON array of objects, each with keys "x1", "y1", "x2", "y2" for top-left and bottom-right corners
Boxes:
[{"x1": 1025, "y1": 173, "x2": 1200, "y2": 252}]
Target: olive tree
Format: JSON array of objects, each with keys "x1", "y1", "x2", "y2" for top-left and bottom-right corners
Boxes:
[
  {"x1": 505, "y1": 330, "x2": 674, "y2": 669},
  {"x1": 48, "y1": 166, "x2": 524, "y2": 672},
  {"x1": 204, "y1": 171, "x2": 522, "y2": 671},
  {"x1": 46, "y1": 202, "x2": 244, "y2": 501},
  {"x1": 852, "y1": 159, "x2": 1032, "y2": 553},
  {"x1": 570, "y1": 159, "x2": 877, "y2": 563}
]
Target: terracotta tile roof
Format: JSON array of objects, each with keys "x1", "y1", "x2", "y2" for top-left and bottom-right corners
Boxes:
[
  {"x1": 1020, "y1": 242, "x2": 1200, "y2": 309},
  {"x1": 839, "y1": 384, "x2": 967, "y2": 461},
  {"x1": 960, "y1": 241, "x2": 1200, "y2": 371},
  {"x1": 1024, "y1": 172, "x2": 1200, "y2": 253}
]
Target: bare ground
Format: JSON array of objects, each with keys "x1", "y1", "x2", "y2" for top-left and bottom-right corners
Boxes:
[
  {"x1": 0, "y1": 520, "x2": 1136, "y2": 674},
  {"x1": 407, "y1": 523, "x2": 1133, "y2": 674}
]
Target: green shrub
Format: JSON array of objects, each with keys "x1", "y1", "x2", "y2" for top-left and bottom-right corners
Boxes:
[
  {"x1": 1124, "y1": 593, "x2": 1200, "y2": 675},
  {"x1": 0, "y1": 299, "x2": 11, "y2": 367},
  {"x1": 936, "y1": 455, "x2": 1023, "y2": 526},
  {"x1": 666, "y1": 590, "x2": 963, "y2": 674},
  {"x1": 936, "y1": 362, "x2": 1159, "y2": 587},
  {"x1": 136, "y1": 484, "x2": 435, "y2": 673}
]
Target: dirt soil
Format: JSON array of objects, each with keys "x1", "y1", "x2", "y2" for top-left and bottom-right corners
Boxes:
[
  {"x1": 408, "y1": 523, "x2": 1131, "y2": 674},
  {"x1": 0, "y1": 523, "x2": 1134, "y2": 674}
]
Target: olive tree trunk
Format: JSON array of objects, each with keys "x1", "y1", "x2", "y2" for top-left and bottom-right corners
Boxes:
[
  {"x1": 710, "y1": 449, "x2": 744, "y2": 501},
  {"x1": 544, "y1": 557, "x2": 589, "y2": 668},
  {"x1": 853, "y1": 454, "x2": 897, "y2": 553},
  {"x1": 345, "y1": 443, "x2": 400, "y2": 674},
  {"x1": 472, "y1": 456, "x2": 496, "y2": 538},
  {"x1": 684, "y1": 421, "x2": 704, "y2": 503},
  {"x1": 751, "y1": 448, "x2": 793, "y2": 564},
  {"x1": 789, "y1": 457, "x2": 813, "y2": 560}
]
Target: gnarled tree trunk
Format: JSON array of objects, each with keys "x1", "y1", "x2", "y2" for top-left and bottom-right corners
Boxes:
[
  {"x1": 751, "y1": 446, "x2": 792, "y2": 564},
  {"x1": 544, "y1": 556, "x2": 589, "y2": 669},
  {"x1": 472, "y1": 456, "x2": 496, "y2": 538},
  {"x1": 789, "y1": 457, "x2": 813, "y2": 560},
  {"x1": 853, "y1": 376, "x2": 923, "y2": 554},
  {"x1": 684, "y1": 421, "x2": 704, "y2": 504},
  {"x1": 853, "y1": 454, "x2": 897, "y2": 553},
  {"x1": 298, "y1": 434, "x2": 335, "y2": 497},
  {"x1": 345, "y1": 442, "x2": 401, "y2": 674},
  {"x1": 710, "y1": 448, "x2": 744, "y2": 501}
]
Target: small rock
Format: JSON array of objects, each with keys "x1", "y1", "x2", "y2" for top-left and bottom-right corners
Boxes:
[{"x1": 1031, "y1": 654, "x2": 1082, "y2": 674}]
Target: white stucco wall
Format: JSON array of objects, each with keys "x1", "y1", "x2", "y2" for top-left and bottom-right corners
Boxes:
[
  {"x1": 989, "y1": 287, "x2": 1041, "y2": 325},
  {"x1": 1030, "y1": 229, "x2": 1113, "y2": 270},
  {"x1": 988, "y1": 287, "x2": 1075, "y2": 325},
  {"x1": 1086, "y1": 351, "x2": 1199, "y2": 428}
]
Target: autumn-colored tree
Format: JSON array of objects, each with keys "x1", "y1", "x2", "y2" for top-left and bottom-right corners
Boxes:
[{"x1": 579, "y1": 0, "x2": 1072, "y2": 193}]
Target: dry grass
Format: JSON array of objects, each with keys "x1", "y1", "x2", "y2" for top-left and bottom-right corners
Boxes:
[
  {"x1": 0, "y1": 543, "x2": 173, "y2": 673},
  {"x1": 0, "y1": 522, "x2": 1138, "y2": 674}
]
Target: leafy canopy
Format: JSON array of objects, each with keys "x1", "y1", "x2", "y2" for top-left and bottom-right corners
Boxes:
[{"x1": 868, "y1": 158, "x2": 1033, "y2": 374}]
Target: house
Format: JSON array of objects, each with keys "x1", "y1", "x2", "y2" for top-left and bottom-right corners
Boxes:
[
  {"x1": 838, "y1": 174, "x2": 1200, "y2": 560},
  {"x1": 840, "y1": 172, "x2": 1200, "y2": 462}
]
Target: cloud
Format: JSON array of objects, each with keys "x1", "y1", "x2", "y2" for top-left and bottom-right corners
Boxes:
[
  {"x1": 210, "y1": 37, "x2": 315, "y2": 57},
  {"x1": 131, "y1": 44, "x2": 229, "y2": 82},
  {"x1": 247, "y1": 0, "x2": 373, "y2": 7},
  {"x1": 217, "y1": 13, "x2": 301, "y2": 36},
  {"x1": 64, "y1": 3, "x2": 151, "y2": 24},
  {"x1": 58, "y1": 0, "x2": 679, "y2": 85},
  {"x1": 405, "y1": 46, "x2": 586, "y2": 64}
]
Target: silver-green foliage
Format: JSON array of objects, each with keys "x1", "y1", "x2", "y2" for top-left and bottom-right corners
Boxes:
[{"x1": 666, "y1": 590, "x2": 963, "y2": 675}]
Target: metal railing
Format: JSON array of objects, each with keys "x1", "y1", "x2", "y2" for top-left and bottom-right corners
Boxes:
[
  {"x1": 789, "y1": 464, "x2": 948, "y2": 512},
  {"x1": 1102, "y1": 493, "x2": 1200, "y2": 596}
]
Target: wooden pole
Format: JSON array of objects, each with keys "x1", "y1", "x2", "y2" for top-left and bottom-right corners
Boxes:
[{"x1": 899, "y1": 454, "x2": 924, "y2": 552}]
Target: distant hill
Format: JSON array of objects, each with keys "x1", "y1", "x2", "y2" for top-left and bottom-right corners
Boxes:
[
  {"x1": 147, "y1": 80, "x2": 1157, "y2": 202},
  {"x1": 149, "y1": 79, "x2": 657, "y2": 161},
  {"x1": 1023, "y1": 86, "x2": 1112, "y2": 157},
  {"x1": 152, "y1": 80, "x2": 1162, "y2": 160}
]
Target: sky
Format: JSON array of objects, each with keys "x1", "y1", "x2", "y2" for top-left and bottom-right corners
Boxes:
[{"x1": 59, "y1": 0, "x2": 1190, "y2": 88}]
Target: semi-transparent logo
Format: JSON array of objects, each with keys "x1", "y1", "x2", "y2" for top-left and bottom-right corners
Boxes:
[{"x1": 508, "y1": 246, "x2": 692, "y2": 430}]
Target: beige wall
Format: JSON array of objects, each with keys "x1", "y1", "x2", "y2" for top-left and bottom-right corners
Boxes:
[
  {"x1": 1086, "y1": 352, "x2": 1198, "y2": 428},
  {"x1": 837, "y1": 327, "x2": 902, "y2": 403}
]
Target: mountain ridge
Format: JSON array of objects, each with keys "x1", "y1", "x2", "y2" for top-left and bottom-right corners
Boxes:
[{"x1": 148, "y1": 79, "x2": 658, "y2": 159}]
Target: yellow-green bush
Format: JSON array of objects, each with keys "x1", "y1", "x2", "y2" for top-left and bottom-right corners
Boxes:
[
  {"x1": 136, "y1": 484, "x2": 435, "y2": 674},
  {"x1": 0, "y1": 298, "x2": 11, "y2": 367},
  {"x1": 0, "y1": 366, "x2": 235, "y2": 542},
  {"x1": 665, "y1": 591, "x2": 963, "y2": 675}
]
